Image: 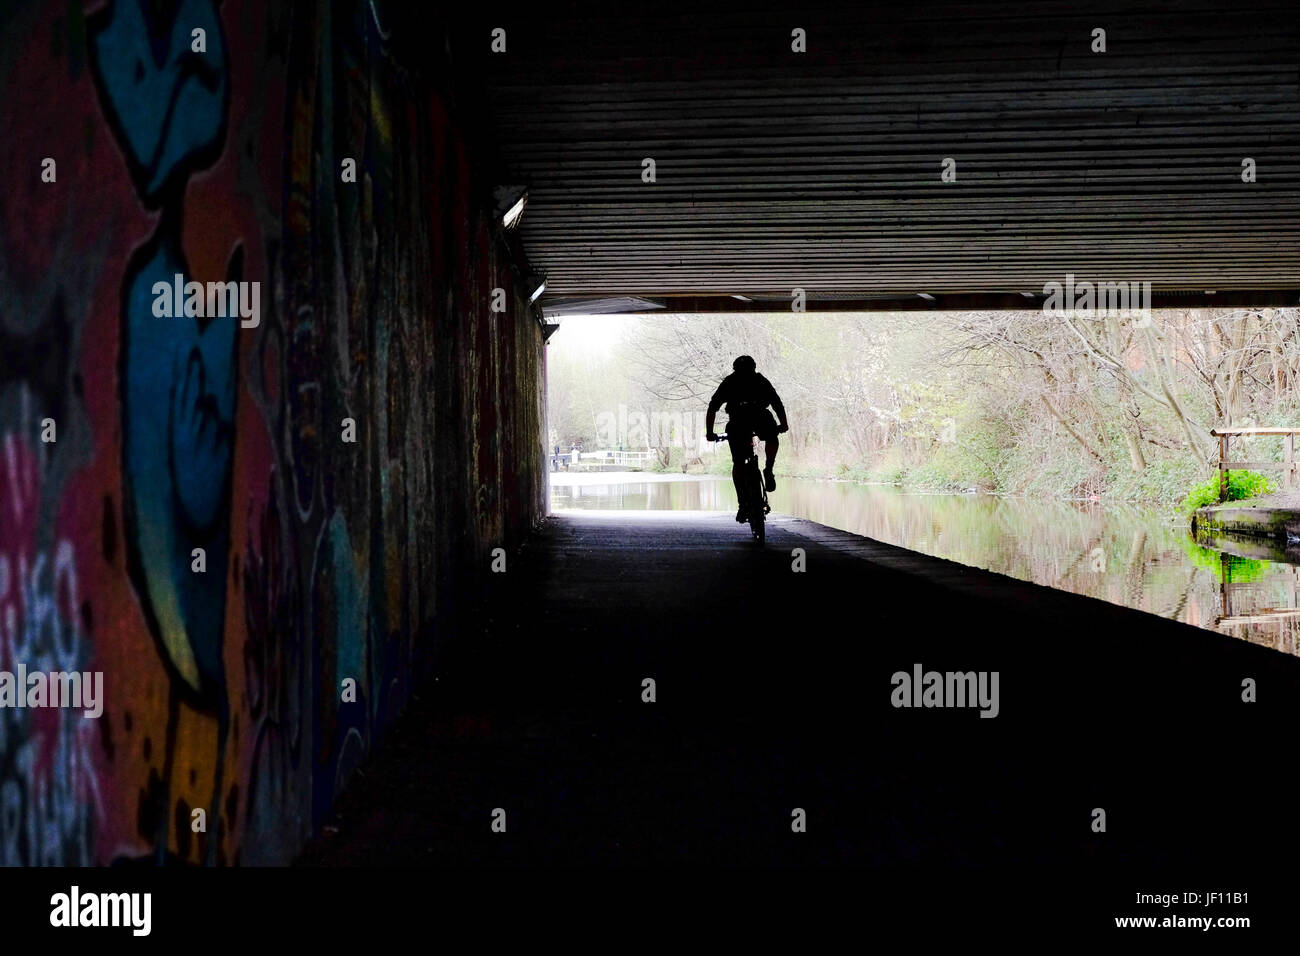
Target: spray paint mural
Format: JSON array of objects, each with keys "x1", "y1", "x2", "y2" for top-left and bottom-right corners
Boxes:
[
  {"x1": 86, "y1": 0, "x2": 238, "y2": 866},
  {"x1": 0, "y1": 0, "x2": 547, "y2": 865}
]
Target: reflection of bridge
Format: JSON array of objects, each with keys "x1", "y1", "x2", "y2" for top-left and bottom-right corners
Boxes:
[
  {"x1": 1197, "y1": 535, "x2": 1300, "y2": 654},
  {"x1": 1216, "y1": 599, "x2": 1300, "y2": 656},
  {"x1": 1212, "y1": 547, "x2": 1300, "y2": 655},
  {"x1": 1220, "y1": 608, "x2": 1300, "y2": 627}
]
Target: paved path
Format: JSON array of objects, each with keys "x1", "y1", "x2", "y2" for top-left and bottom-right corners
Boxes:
[{"x1": 298, "y1": 512, "x2": 1300, "y2": 867}]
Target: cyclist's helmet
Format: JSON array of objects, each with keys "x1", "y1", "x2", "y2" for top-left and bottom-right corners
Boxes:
[{"x1": 732, "y1": 355, "x2": 757, "y2": 373}]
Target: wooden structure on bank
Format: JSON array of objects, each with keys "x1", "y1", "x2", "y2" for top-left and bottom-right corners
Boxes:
[{"x1": 1210, "y1": 427, "x2": 1300, "y2": 501}]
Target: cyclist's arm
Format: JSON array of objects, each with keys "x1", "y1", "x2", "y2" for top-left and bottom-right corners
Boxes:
[
  {"x1": 706, "y1": 381, "x2": 727, "y2": 435},
  {"x1": 768, "y1": 383, "x2": 789, "y2": 430}
]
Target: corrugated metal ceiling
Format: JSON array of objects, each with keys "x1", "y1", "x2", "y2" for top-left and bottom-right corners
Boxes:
[{"x1": 452, "y1": 1, "x2": 1300, "y2": 307}]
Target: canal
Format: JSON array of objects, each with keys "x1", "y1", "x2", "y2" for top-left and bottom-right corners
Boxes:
[{"x1": 551, "y1": 472, "x2": 1300, "y2": 656}]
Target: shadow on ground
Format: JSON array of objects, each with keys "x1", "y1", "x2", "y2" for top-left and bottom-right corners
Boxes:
[{"x1": 297, "y1": 512, "x2": 1300, "y2": 867}]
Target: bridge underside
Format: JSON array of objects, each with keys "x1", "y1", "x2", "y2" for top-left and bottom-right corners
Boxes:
[
  {"x1": 452, "y1": 0, "x2": 1300, "y2": 314},
  {"x1": 7, "y1": 0, "x2": 1300, "y2": 880}
]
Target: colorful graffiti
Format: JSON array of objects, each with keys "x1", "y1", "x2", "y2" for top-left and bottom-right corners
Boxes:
[
  {"x1": 0, "y1": 428, "x2": 103, "y2": 865},
  {"x1": 87, "y1": 0, "x2": 237, "y2": 865},
  {"x1": 0, "y1": 0, "x2": 546, "y2": 865}
]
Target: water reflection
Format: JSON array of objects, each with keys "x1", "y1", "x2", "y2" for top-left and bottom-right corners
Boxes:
[
  {"x1": 551, "y1": 475, "x2": 1300, "y2": 656},
  {"x1": 552, "y1": 477, "x2": 736, "y2": 511}
]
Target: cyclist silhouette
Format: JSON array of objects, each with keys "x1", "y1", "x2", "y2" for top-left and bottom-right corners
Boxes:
[{"x1": 705, "y1": 355, "x2": 789, "y2": 522}]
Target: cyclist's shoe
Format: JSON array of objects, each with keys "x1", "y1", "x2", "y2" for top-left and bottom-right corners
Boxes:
[
  {"x1": 736, "y1": 507, "x2": 747, "y2": 523},
  {"x1": 763, "y1": 467, "x2": 776, "y2": 492}
]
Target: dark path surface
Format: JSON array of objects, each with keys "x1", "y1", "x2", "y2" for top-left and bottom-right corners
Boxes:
[{"x1": 298, "y1": 512, "x2": 1300, "y2": 867}]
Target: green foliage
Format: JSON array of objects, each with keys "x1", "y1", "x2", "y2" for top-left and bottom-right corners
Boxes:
[
  {"x1": 1180, "y1": 470, "x2": 1275, "y2": 513},
  {"x1": 648, "y1": 446, "x2": 682, "y2": 472},
  {"x1": 863, "y1": 461, "x2": 906, "y2": 485},
  {"x1": 705, "y1": 451, "x2": 733, "y2": 476},
  {"x1": 995, "y1": 433, "x2": 1097, "y2": 499},
  {"x1": 902, "y1": 462, "x2": 965, "y2": 493},
  {"x1": 546, "y1": 310, "x2": 1300, "y2": 506},
  {"x1": 1106, "y1": 458, "x2": 1201, "y2": 505}
]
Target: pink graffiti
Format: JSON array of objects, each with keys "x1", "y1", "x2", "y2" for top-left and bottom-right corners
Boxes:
[{"x1": 0, "y1": 430, "x2": 103, "y2": 865}]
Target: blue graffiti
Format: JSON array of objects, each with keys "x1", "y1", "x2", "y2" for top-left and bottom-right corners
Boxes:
[
  {"x1": 119, "y1": 232, "x2": 237, "y2": 703},
  {"x1": 88, "y1": 0, "x2": 235, "y2": 865},
  {"x1": 87, "y1": 0, "x2": 228, "y2": 202}
]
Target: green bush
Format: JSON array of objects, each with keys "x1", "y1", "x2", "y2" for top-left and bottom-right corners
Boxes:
[{"x1": 1180, "y1": 470, "x2": 1275, "y2": 512}]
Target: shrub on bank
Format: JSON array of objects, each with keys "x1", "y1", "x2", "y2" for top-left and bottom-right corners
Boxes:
[{"x1": 1180, "y1": 470, "x2": 1275, "y2": 512}]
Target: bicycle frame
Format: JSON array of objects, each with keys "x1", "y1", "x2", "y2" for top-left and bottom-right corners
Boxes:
[{"x1": 711, "y1": 432, "x2": 769, "y2": 542}]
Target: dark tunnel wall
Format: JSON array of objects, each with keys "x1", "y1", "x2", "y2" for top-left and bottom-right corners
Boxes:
[{"x1": 0, "y1": 1, "x2": 547, "y2": 864}]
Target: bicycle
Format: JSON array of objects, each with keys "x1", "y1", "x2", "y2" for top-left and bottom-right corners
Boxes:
[{"x1": 709, "y1": 432, "x2": 770, "y2": 543}]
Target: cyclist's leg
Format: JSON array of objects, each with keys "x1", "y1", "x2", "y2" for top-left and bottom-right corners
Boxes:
[
  {"x1": 755, "y1": 412, "x2": 779, "y2": 488},
  {"x1": 727, "y1": 424, "x2": 752, "y2": 518}
]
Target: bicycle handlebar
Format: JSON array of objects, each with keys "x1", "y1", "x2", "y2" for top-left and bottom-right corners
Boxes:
[{"x1": 707, "y1": 428, "x2": 788, "y2": 442}]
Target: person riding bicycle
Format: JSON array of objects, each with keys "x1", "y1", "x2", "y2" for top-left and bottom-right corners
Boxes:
[{"x1": 705, "y1": 355, "x2": 789, "y2": 523}]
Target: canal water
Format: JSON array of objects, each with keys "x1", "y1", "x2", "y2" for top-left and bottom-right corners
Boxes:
[{"x1": 550, "y1": 472, "x2": 1300, "y2": 656}]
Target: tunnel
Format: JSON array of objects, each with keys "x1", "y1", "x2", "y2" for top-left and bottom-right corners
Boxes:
[{"x1": 1, "y1": 0, "x2": 1299, "y2": 937}]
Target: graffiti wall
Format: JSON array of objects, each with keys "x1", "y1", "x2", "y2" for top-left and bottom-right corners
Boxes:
[{"x1": 0, "y1": 0, "x2": 546, "y2": 865}]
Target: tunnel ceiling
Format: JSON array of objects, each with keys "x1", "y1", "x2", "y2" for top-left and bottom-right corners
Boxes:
[{"x1": 452, "y1": 1, "x2": 1300, "y2": 310}]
